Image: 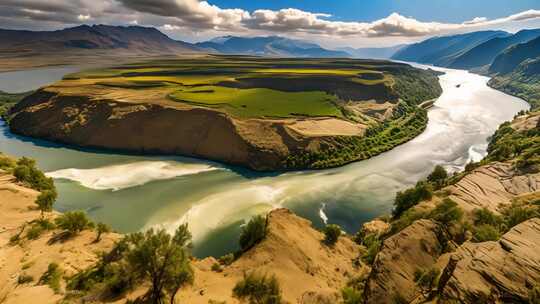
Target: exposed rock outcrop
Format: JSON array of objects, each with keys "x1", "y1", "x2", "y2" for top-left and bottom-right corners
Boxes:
[
  {"x1": 440, "y1": 218, "x2": 540, "y2": 303},
  {"x1": 179, "y1": 208, "x2": 364, "y2": 304},
  {"x1": 447, "y1": 162, "x2": 540, "y2": 212},
  {"x1": 364, "y1": 219, "x2": 445, "y2": 303}
]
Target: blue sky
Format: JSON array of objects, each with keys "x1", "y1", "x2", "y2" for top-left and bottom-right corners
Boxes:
[
  {"x1": 1, "y1": 0, "x2": 540, "y2": 47},
  {"x1": 211, "y1": 0, "x2": 540, "y2": 23}
]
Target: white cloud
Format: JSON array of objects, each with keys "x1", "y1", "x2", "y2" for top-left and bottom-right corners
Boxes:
[
  {"x1": 77, "y1": 14, "x2": 91, "y2": 21},
  {"x1": 1, "y1": 0, "x2": 539, "y2": 43}
]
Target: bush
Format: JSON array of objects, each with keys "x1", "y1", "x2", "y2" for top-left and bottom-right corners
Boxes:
[
  {"x1": 393, "y1": 181, "x2": 433, "y2": 218},
  {"x1": 239, "y1": 215, "x2": 267, "y2": 252},
  {"x1": 362, "y1": 235, "x2": 382, "y2": 265},
  {"x1": 13, "y1": 157, "x2": 55, "y2": 192},
  {"x1": 502, "y1": 203, "x2": 539, "y2": 229},
  {"x1": 26, "y1": 218, "x2": 55, "y2": 240},
  {"x1": 211, "y1": 263, "x2": 223, "y2": 273},
  {"x1": 323, "y1": 224, "x2": 341, "y2": 245},
  {"x1": 125, "y1": 224, "x2": 194, "y2": 304},
  {"x1": 55, "y1": 211, "x2": 94, "y2": 236},
  {"x1": 342, "y1": 286, "x2": 363, "y2": 304},
  {"x1": 39, "y1": 262, "x2": 63, "y2": 293},
  {"x1": 473, "y1": 208, "x2": 503, "y2": 227},
  {"x1": 35, "y1": 189, "x2": 57, "y2": 216},
  {"x1": 414, "y1": 267, "x2": 440, "y2": 291},
  {"x1": 472, "y1": 224, "x2": 501, "y2": 242},
  {"x1": 218, "y1": 253, "x2": 235, "y2": 266},
  {"x1": 233, "y1": 272, "x2": 282, "y2": 304},
  {"x1": 427, "y1": 165, "x2": 448, "y2": 189},
  {"x1": 428, "y1": 198, "x2": 463, "y2": 225},
  {"x1": 530, "y1": 285, "x2": 540, "y2": 304},
  {"x1": 17, "y1": 274, "x2": 34, "y2": 284},
  {"x1": 95, "y1": 222, "x2": 111, "y2": 242}
]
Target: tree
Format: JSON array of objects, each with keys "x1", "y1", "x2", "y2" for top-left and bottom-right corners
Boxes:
[
  {"x1": 393, "y1": 181, "x2": 433, "y2": 218},
  {"x1": 95, "y1": 222, "x2": 112, "y2": 242},
  {"x1": 233, "y1": 272, "x2": 282, "y2": 304},
  {"x1": 427, "y1": 165, "x2": 448, "y2": 189},
  {"x1": 55, "y1": 211, "x2": 93, "y2": 236},
  {"x1": 323, "y1": 224, "x2": 341, "y2": 245},
  {"x1": 125, "y1": 224, "x2": 193, "y2": 304},
  {"x1": 239, "y1": 215, "x2": 267, "y2": 252},
  {"x1": 35, "y1": 189, "x2": 57, "y2": 217}
]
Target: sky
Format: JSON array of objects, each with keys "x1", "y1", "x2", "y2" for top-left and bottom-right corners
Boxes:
[{"x1": 1, "y1": 0, "x2": 540, "y2": 48}]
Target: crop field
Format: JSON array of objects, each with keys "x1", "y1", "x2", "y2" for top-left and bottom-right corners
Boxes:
[{"x1": 62, "y1": 55, "x2": 438, "y2": 119}]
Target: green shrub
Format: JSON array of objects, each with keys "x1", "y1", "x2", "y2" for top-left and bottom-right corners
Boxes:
[
  {"x1": 39, "y1": 262, "x2": 62, "y2": 293},
  {"x1": 26, "y1": 218, "x2": 55, "y2": 240},
  {"x1": 0, "y1": 154, "x2": 16, "y2": 170},
  {"x1": 473, "y1": 208, "x2": 503, "y2": 227},
  {"x1": 13, "y1": 157, "x2": 55, "y2": 192},
  {"x1": 393, "y1": 181, "x2": 433, "y2": 218},
  {"x1": 239, "y1": 215, "x2": 267, "y2": 252},
  {"x1": 502, "y1": 203, "x2": 539, "y2": 230},
  {"x1": 95, "y1": 222, "x2": 111, "y2": 242},
  {"x1": 211, "y1": 263, "x2": 223, "y2": 273},
  {"x1": 55, "y1": 211, "x2": 94, "y2": 236},
  {"x1": 530, "y1": 285, "x2": 540, "y2": 304},
  {"x1": 428, "y1": 198, "x2": 463, "y2": 225},
  {"x1": 233, "y1": 272, "x2": 282, "y2": 304},
  {"x1": 35, "y1": 189, "x2": 57, "y2": 216},
  {"x1": 427, "y1": 165, "x2": 448, "y2": 189},
  {"x1": 218, "y1": 253, "x2": 235, "y2": 266},
  {"x1": 342, "y1": 286, "x2": 363, "y2": 304},
  {"x1": 414, "y1": 267, "x2": 440, "y2": 291},
  {"x1": 17, "y1": 273, "x2": 34, "y2": 284},
  {"x1": 362, "y1": 235, "x2": 382, "y2": 265},
  {"x1": 323, "y1": 224, "x2": 341, "y2": 245},
  {"x1": 472, "y1": 224, "x2": 501, "y2": 242}
]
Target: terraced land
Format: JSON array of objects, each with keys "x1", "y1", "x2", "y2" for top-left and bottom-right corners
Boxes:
[{"x1": 8, "y1": 55, "x2": 443, "y2": 170}]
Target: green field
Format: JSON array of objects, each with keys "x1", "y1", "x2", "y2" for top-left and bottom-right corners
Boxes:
[
  {"x1": 169, "y1": 86, "x2": 341, "y2": 118},
  {"x1": 63, "y1": 55, "x2": 442, "y2": 119}
]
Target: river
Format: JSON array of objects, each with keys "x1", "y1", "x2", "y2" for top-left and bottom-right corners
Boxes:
[{"x1": 0, "y1": 64, "x2": 529, "y2": 257}]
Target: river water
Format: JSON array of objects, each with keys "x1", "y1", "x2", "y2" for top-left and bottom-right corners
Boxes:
[{"x1": 0, "y1": 65, "x2": 529, "y2": 257}]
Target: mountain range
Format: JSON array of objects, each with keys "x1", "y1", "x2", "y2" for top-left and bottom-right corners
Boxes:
[
  {"x1": 0, "y1": 24, "x2": 198, "y2": 55},
  {"x1": 195, "y1": 35, "x2": 349, "y2": 58},
  {"x1": 391, "y1": 30, "x2": 510, "y2": 67}
]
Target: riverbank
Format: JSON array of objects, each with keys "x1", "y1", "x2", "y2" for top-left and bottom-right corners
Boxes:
[
  {"x1": 6, "y1": 57, "x2": 442, "y2": 171},
  {"x1": 1, "y1": 104, "x2": 539, "y2": 303}
]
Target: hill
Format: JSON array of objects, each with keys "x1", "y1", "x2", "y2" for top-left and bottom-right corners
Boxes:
[
  {"x1": 6, "y1": 56, "x2": 442, "y2": 171},
  {"x1": 0, "y1": 24, "x2": 198, "y2": 54},
  {"x1": 0, "y1": 25, "x2": 201, "y2": 71},
  {"x1": 487, "y1": 36, "x2": 540, "y2": 110},
  {"x1": 449, "y1": 29, "x2": 540, "y2": 69},
  {"x1": 196, "y1": 35, "x2": 349, "y2": 58},
  {"x1": 392, "y1": 30, "x2": 509, "y2": 66},
  {"x1": 489, "y1": 35, "x2": 540, "y2": 74},
  {"x1": 338, "y1": 45, "x2": 406, "y2": 59}
]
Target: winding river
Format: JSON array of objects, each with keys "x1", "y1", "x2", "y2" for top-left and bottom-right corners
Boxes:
[{"x1": 0, "y1": 64, "x2": 529, "y2": 257}]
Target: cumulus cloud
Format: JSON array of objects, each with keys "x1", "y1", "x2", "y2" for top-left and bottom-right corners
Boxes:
[{"x1": 0, "y1": 0, "x2": 539, "y2": 40}]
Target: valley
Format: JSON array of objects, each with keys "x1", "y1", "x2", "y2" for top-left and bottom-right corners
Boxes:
[{"x1": 0, "y1": 10, "x2": 539, "y2": 302}]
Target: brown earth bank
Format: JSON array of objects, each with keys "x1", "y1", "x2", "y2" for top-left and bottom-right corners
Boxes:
[{"x1": 6, "y1": 59, "x2": 441, "y2": 171}]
